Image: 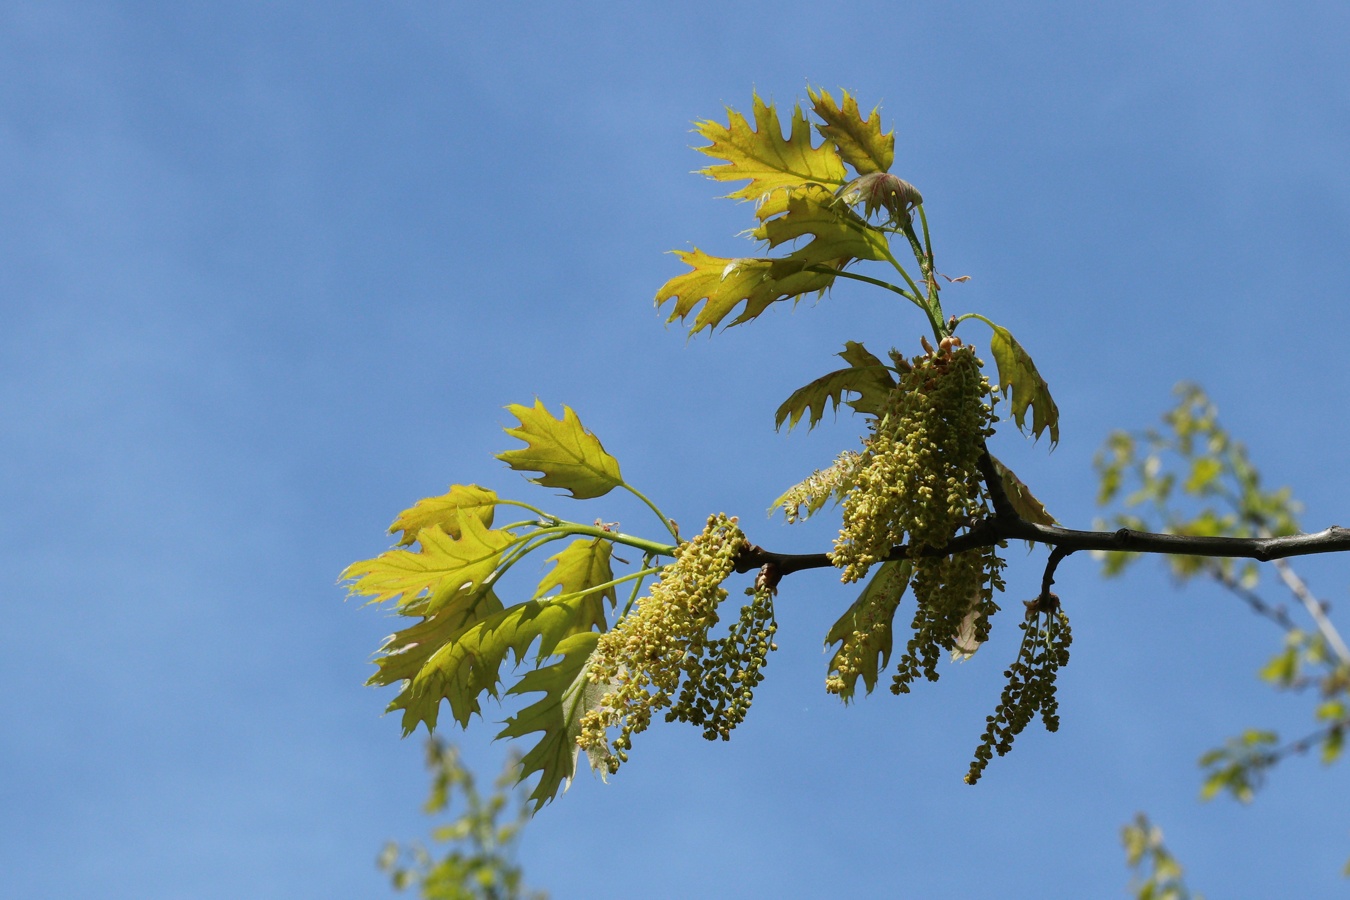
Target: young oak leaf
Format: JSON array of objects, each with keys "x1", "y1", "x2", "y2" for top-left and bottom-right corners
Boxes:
[
  {"x1": 775, "y1": 340, "x2": 897, "y2": 431},
  {"x1": 750, "y1": 184, "x2": 891, "y2": 262},
  {"x1": 497, "y1": 631, "x2": 606, "y2": 810},
  {"x1": 379, "y1": 590, "x2": 609, "y2": 734},
  {"x1": 807, "y1": 86, "x2": 894, "y2": 176},
  {"x1": 367, "y1": 587, "x2": 506, "y2": 732},
  {"x1": 655, "y1": 248, "x2": 840, "y2": 335},
  {"x1": 533, "y1": 537, "x2": 616, "y2": 635},
  {"x1": 388, "y1": 484, "x2": 497, "y2": 546},
  {"x1": 343, "y1": 513, "x2": 518, "y2": 612},
  {"x1": 988, "y1": 324, "x2": 1060, "y2": 446},
  {"x1": 496, "y1": 401, "x2": 623, "y2": 500},
  {"x1": 989, "y1": 455, "x2": 1057, "y2": 525},
  {"x1": 695, "y1": 93, "x2": 847, "y2": 216},
  {"x1": 825, "y1": 560, "x2": 912, "y2": 701}
]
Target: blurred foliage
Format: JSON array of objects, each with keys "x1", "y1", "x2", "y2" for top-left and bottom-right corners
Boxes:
[
  {"x1": 1122, "y1": 814, "x2": 1203, "y2": 900},
  {"x1": 379, "y1": 739, "x2": 546, "y2": 900},
  {"x1": 1094, "y1": 382, "x2": 1300, "y2": 584},
  {"x1": 1099, "y1": 384, "x2": 1350, "y2": 875}
]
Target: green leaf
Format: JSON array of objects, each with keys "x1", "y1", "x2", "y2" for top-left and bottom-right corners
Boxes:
[
  {"x1": 825, "y1": 560, "x2": 912, "y2": 701},
  {"x1": 1322, "y1": 725, "x2": 1344, "y2": 765},
  {"x1": 388, "y1": 484, "x2": 498, "y2": 546},
  {"x1": 1258, "y1": 641, "x2": 1300, "y2": 687},
  {"x1": 807, "y1": 86, "x2": 894, "y2": 175},
  {"x1": 774, "y1": 341, "x2": 896, "y2": 431},
  {"x1": 695, "y1": 93, "x2": 847, "y2": 213},
  {"x1": 655, "y1": 248, "x2": 840, "y2": 334},
  {"x1": 988, "y1": 324, "x2": 1060, "y2": 445},
  {"x1": 751, "y1": 184, "x2": 891, "y2": 262},
  {"x1": 377, "y1": 591, "x2": 606, "y2": 733},
  {"x1": 990, "y1": 455, "x2": 1056, "y2": 525},
  {"x1": 496, "y1": 400, "x2": 623, "y2": 499},
  {"x1": 367, "y1": 587, "x2": 506, "y2": 731},
  {"x1": 497, "y1": 631, "x2": 606, "y2": 810},
  {"x1": 533, "y1": 537, "x2": 616, "y2": 634},
  {"x1": 344, "y1": 514, "x2": 519, "y2": 611}
]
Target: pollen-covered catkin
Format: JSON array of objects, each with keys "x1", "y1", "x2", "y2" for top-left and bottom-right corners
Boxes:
[
  {"x1": 775, "y1": 451, "x2": 861, "y2": 523},
  {"x1": 965, "y1": 601, "x2": 1072, "y2": 785},
  {"x1": 670, "y1": 583, "x2": 777, "y2": 739},
  {"x1": 831, "y1": 343, "x2": 994, "y2": 583},
  {"x1": 578, "y1": 513, "x2": 746, "y2": 773}
]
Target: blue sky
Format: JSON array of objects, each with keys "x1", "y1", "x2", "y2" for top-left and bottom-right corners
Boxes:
[{"x1": 4, "y1": 2, "x2": 1350, "y2": 897}]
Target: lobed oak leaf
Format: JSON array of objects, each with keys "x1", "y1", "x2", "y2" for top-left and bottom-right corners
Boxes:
[
  {"x1": 367, "y1": 587, "x2": 505, "y2": 731},
  {"x1": 343, "y1": 513, "x2": 518, "y2": 612},
  {"x1": 751, "y1": 184, "x2": 891, "y2": 261},
  {"x1": 655, "y1": 248, "x2": 839, "y2": 335},
  {"x1": 774, "y1": 340, "x2": 897, "y2": 431},
  {"x1": 496, "y1": 631, "x2": 606, "y2": 810},
  {"x1": 988, "y1": 324, "x2": 1060, "y2": 446},
  {"x1": 989, "y1": 455, "x2": 1057, "y2": 525},
  {"x1": 695, "y1": 93, "x2": 847, "y2": 216},
  {"x1": 825, "y1": 560, "x2": 912, "y2": 701},
  {"x1": 807, "y1": 87, "x2": 895, "y2": 175},
  {"x1": 388, "y1": 484, "x2": 497, "y2": 546},
  {"x1": 496, "y1": 400, "x2": 623, "y2": 500},
  {"x1": 533, "y1": 537, "x2": 615, "y2": 638},
  {"x1": 379, "y1": 592, "x2": 608, "y2": 734}
]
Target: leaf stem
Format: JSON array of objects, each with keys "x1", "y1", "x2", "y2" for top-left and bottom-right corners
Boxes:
[
  {"x1": 803, "y1": 265, "x2": 921, "y2": 304},
  {"x1": 621, "y1": 483, "x2": 680, "y2": 541},
  {"x1": 496, "y1": 499, "x2": 556, "y2": 521},
  {"x1": 539, "y1": 566, "x2": 663, "y2": 609}
]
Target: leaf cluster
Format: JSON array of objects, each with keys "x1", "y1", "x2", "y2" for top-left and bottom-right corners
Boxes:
[
  {"x1": 1121, "y1": 814, "x2": 1204, "y2": 900},
  {"x1": 379, "y1": 738, "x2": 546, "y2": 900}
]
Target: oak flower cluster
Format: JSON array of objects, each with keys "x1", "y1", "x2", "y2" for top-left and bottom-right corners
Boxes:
[{"x1": 578, "y1": 513, "x2": 747, "y2": 774}]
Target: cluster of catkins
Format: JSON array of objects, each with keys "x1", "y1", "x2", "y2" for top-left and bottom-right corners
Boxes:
[
  {"x1": 826, "y1": 338, "x2": 1006, "y2": 688},
  {"x1": 965, "y1": 595, "x2": 1072, "y2": 784},
  {"x1": 670, "y1": 583, "x2": 777, "y2": 740},
  {"x1": 579, "y1": 514, "x2": 775, "y2": 773}
]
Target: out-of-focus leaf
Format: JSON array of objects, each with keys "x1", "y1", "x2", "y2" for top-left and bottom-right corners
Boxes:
[
  {"x1": 389, "y1": 484, "x2": 498, "y2": 545},
  {"x1": 774, "y1": 341, "x2": 896, "y2": 431},
  {"x1": 808, "y1": 86, "x2": 894, "y2": 175},
  {"x1": 497, "y1": 400, "x2": 623, "y2": 500},
  {"x1": 1322, "y1": 725, "x2": 1345, "y2": 765},
  {"x1": 497, "y1": 632, "x2": 606, "y2": 810},
  {"x1": 988, "y1": 323, "x2": 1059, "y2": 445},
  {"x1": 695, "y1": 93, "x2": 847, "y2": 213}
]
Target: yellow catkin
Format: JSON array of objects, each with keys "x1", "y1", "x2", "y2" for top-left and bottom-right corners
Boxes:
[{"x1": 578, "y1": 514, "x2": 746, "y2": 773}]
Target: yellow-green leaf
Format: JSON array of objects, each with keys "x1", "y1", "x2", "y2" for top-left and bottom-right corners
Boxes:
[
  {"x1": 808, "y1": 87, "x2": 894, "y2": 175},
  {"x1": 655, "y1": 248, "x2": 839, "y2": 335},
  {"x1": 825, "y1": 560, "x2": 912, "y2": 701},
  {"x1": 377, "y1": 592, "x2": 605, "y2": 733},
  {"x1": 751, "y1": 184, "x2": 891, "y2": 262},
  {"x1": 533, "y1": 537, "x2": 616, "y2": 637},
  {"x1": 497, "y1": 631, "x2": 605, "y2": 809},
  {"x1": 990, "y1": 455, "x2": 1056, "y2": 525},
  {"x1": 343, "y1": 514, "x2": 518, "y2": 611},
  {"x1": 695, "y1": 93, "x2": 847, "y2": 213},
  {"x1": 774, "y1": 341, "x2": 896, "y2": 431},
  {"x1": 496, "y1": 400, "x2": 623, "y2": 499},
  {"x1": 388, "y1": 484, "x2": 498, "y2": 546},
  {"x1": 988, "y1": 324, "x2": 1060, "y2": 445},
  {"x1": 367, "y1": 587, "x2": 505, "y2": 730}
]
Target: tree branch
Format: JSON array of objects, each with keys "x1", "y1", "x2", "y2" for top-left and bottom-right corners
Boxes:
[{"x1": 735, "y1": 519, "x2": 1350, "y2": 577}]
